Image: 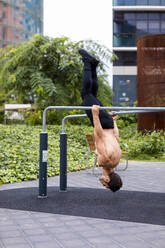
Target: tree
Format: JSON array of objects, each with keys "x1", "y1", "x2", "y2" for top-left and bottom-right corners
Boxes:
[{"x1": 0, "y1": 34, "x2": 117, "y2": 109}]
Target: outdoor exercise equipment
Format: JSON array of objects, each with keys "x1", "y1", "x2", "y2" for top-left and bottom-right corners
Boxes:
[{"x1": 39, "y1": 106, "x2": 165, "y2": 198}]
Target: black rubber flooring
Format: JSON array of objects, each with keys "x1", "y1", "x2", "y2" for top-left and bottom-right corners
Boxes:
[{"x1": 0, "y1": 187, "x2": 165, "y2": 226}]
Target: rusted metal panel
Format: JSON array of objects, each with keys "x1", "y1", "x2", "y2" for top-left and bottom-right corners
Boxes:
[{"x1": 137, "y1": 34, "x2": 165, "y2": 131}]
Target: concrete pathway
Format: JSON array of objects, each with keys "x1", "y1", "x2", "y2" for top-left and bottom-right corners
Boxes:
[{"x1": 0, "y1": 162, "x2": 165, "y2": 248}]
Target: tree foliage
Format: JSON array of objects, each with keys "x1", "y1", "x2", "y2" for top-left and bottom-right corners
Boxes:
[{"x1": 0, "y1": 34, "x2": 116, "y2": 108}]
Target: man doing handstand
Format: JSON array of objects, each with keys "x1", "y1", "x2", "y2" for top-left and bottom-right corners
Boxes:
[{"x1": 79, "y1": 49, "x2": 122, "y2": 192}]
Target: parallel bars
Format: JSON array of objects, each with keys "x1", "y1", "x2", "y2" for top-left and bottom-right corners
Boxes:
[{"x1": 39, "y1": 106, "x2": 165, "y2": 198}]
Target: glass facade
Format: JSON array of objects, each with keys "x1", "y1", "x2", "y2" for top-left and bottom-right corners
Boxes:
[
  {"x1": 112, "y1": 75, "x2": 137, "y2": 106},
  {"x1": 114, "y1": 12, "x2": 165, "y2": 47},
  {"x1": 0, "y1": 0, "x2": 43, "y2": 48},
  {"x1": 113, "y1": 52, "x2": 137, "y2": 66},
  {"x1": 113, "y1": 0, "x2": 165, "y2": 6}
]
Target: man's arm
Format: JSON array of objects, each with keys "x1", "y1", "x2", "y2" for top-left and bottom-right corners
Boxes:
[
  {"x1": 92, "y1": 105, "x2": 107, "y2": 164},
  {"x1": 112, "y1": 115, "x2": 120, "y2": 142},
  {"x1": 92, "y1": 105, "x2": 103, "y2": 137}
]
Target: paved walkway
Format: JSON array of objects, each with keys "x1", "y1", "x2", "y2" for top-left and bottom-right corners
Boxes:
[{"x1": 0, "y1": 162, "x2": 165, "y2": 248}]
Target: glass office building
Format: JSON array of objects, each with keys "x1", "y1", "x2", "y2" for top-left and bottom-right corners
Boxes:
[
  {"x1": 0, "y1": 0, "x2": 43, "y2": 48},
  {"x1": 112, "y1": 0, "x2": 165, "y2": 106}
]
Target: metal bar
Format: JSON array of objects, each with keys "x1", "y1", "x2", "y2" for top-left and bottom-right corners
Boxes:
[
  {"x1": 61, "y1": 111, "x2": 163, "y2": 131},
  {"x1": 42, "y1": 106, "x2": 165, "y2": 132},
  {"x1": 60, "y1": 114, "x2": 88, "y2": 192},
  {"x1": 44, "y1": 105, "x2": 165, "y2": 112},
  {"x1": 61, "y1": 111, "x2": 156, "y2": 132},
  {"x1": 60, "y1": 133, "x2": 67, "y2": 192},
  {"x1": 62, "y1": 114, "x2": 87, "y2": 133},
  {"x1": 61, "y1": 110, "x2": 161, "y2": 134},
  {"x1": 113, "y1": 110, "x2": 164, "y2": 115},
  {"x1": 39, "y1": 132, "x2": 48, "y2": 198}
]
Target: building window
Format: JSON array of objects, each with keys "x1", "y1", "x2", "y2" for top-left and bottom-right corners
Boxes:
[
  {"x1": 161, "y1": 20, "x2": 165, "y2": 32},
  {"x1": 136, "y1": 20, "x2": 148, "y2": 32},
  {"x1": 136, "y1": 13, "x2": 147, "y2": 20},
  {"x1": 113, "y1": 0, "x2": 165, "y2": 5},
  {"x1": 149, "y1": 20, "x2": 160, "y2": 33},
  {"x1": 124, "y1": 12, "x2": 136, "y2": 20},
  {"x1": 149, "y1": 0, "x2": 160, "y2": 5},
  {"x1": 113, "y1": 52, "x2": 137, "y2": 66},
  {"x1": 113, "y1": 33, "x2": 136, "y2": 47},
  {"x1": 2, "y1": 12, "x2": 6, "y2": 19},
  {"x1": 2, "y1": 28, "x2": 6, "y2": 40},
  {"x1": 125, "y1": 0, "x2": 134, "y2": 5},
  {"x1": 113, "y1": 75, "x2": 137, "y2": 106},
  {"x1": 113, "y1": 12, "x2": 165, "y2": 47},
  {"x1": 113, "y1": 0, "x2": 123, "y2": 5},
  {"x1": 148, "y1": 13, "x2": 160, "y2": 20},
  {"x1": 136, "y1": 0, "x2": 148, "y2": 5}
]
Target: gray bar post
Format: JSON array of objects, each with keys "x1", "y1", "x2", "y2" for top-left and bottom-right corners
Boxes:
[
  {"x1": 60, "y1": 132, "x2": 67, "y2": 192},
  {"x1": 39, "y1": 132, "x2": 48, "y2": 198}
]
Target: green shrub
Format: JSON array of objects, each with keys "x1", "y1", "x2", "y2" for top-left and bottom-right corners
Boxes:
[
  {"x1": 117, "y1": 114, "x2": 137, "y2": 127},
  {"x1": 119, "y1": 124, "x2": 165, "y2": 159},
  {"x1": 0, "y1": 123, "x2": 165, "y2": 184},
  {"x1": 0, "y1": 124, "x2": 93, "y2": 184},
  {"x1": 127, "y1": 131, "x2": 165, "y2": 158},
  {"x1": 24, "y1": 110, "x2": 42, "y2": 125}
]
